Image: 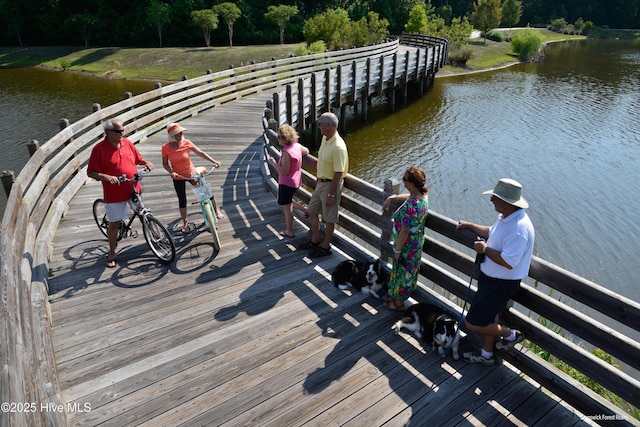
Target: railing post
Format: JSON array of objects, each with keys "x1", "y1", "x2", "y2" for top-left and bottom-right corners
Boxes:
[
  {"x1": 378, "y1": 54, "x2": 385, "y2": 95},
  {"x1": 1, "y1": 170, "x2": 14, "y2": 197},
  {"x1": 324, "y1": 68, "x2": 331, "y2": 113},
  {"x1": 273, "y1": 92, "x2": 281, "y2": 127},
  {"x1": 297, "y1": 77, "x2": 305, "y2": 132},
  {"x1": 27, "y1": 140, "x2": 40, "y2": 157},
  {"x1": 310, "y1": 72, "x2": 318, "y2": 124},
  {"x1": 401, "y1": 50, "x2": 410, "y2": 105},
  {"x1": 349, "y1": 60, "x2": 357, "y2": 105},
  {"x1": 336, "y1": 64, "x2": 343, "y2": 110},
  {"x1": 363, "y1": 57, "x2": 372, "y2": 121},
  {"x1": 380, "y1": 178, "x2": 401, "y2": 261},
  {"x1": 286, "y1": 84, "x2": 293, "y2": 125}
]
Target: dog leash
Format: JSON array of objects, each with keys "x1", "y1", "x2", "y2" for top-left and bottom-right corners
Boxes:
[{"x1": 437, "y1": 247, "x2": 484, "y2": 357}]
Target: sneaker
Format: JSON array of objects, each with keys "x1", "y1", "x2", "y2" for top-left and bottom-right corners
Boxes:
[
  {"x1": 496, "y1": 330, "x2": 525, "y2": 351},
  {"x1": 462, "y1": 351, "x2": 495, "y2": 366}
]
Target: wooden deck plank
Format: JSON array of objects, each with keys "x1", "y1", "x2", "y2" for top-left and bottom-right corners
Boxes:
[{"x1": 46, "y1": 95, "x2": 598, "y2": 426}]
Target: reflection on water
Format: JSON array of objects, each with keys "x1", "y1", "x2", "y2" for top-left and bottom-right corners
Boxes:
[
  {"x1": 1, "y1": 41, "x2": 639, "y2": 304},
  {"x1": 0, "y1": 67, "x2": 155, "y2": 213},
  {"x1": 346, "y1": 40, "x2": 640, "y2": 302}
]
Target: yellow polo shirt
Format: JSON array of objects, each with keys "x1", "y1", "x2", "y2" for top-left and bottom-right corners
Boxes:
[{"x1": 317, "y1": 133, "x2": 349, "y2": 179}]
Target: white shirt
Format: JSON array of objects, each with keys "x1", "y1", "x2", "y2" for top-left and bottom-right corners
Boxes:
[{"x1": 481, "y1": 209, "x2": 535, "y2": 280}]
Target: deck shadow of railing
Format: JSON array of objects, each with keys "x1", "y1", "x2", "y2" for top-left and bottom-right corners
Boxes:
[
  {"x1": 0, "y1": 39, "x2": 408, "y2": 426},
  {"x1": 259, "y1": 34, "x2": 640, "y2": 424},
  {"x1": 261, "y1": 129, "x2": 640, "y2": 424}
]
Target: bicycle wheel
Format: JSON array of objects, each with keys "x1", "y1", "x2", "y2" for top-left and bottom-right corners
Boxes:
[
  {"x1": 203, "y1": 202, "x2": 221, "y2": 251},
  {"x1": 92, "y1": 199, "x2": 109, "y2": 238},
  {"x1": 141, "y1": 214, "x2": 176, "y2": 263}
]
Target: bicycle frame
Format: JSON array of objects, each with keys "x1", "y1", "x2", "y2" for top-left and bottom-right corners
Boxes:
[
  {"x1": 93, "y1": 167, "x2": 176, "y2": 263},
  {"x1": 176, "y1": 167, "x2": 221, "y2": 250}
]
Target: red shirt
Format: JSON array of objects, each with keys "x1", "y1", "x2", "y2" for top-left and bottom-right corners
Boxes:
[{"x1": 87, "y1": 137, "x2": 144, "y2": 203}]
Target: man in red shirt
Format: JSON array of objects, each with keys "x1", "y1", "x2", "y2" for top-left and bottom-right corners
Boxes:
[{"x1": 87, "y1": 119, "x2": 154, "y2": 267}]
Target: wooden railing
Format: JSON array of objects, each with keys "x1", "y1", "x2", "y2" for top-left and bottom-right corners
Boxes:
[
  {"x1": 260, "y1": 34, "x2": 639, "y2": 425},
  {"x1": 0, "y1": 40, "x2": 404, "y2": 427},
  {"x1": 270, "y1": 33, "x2": 448, "y2": 134}
]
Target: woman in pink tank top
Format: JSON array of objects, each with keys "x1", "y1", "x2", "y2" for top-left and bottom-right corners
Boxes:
[{"x1": 268, "y1": 124, "x2": 309, "y2": 238}]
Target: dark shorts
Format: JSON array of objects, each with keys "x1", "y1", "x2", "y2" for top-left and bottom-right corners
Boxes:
[
  {"x1": 465, "y1": 272, "x2": 521, "y2": 327},
  {"x1": 278, "y1": 184, "x2": 298, "y2": 205}
]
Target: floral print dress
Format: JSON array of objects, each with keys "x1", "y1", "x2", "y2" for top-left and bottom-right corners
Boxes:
[{"x1": 388, "y1": 196, "x2": 429, "y2": 300}]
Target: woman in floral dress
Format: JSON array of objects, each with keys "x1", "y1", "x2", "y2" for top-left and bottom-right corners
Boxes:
[{"x1": 382, "y1": 166, "x2": 429, "y2": 311}]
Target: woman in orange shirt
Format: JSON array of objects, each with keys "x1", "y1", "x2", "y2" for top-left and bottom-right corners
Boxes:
[{"x1": 162, "y1": 123, "x2": 222, "y2": 233}]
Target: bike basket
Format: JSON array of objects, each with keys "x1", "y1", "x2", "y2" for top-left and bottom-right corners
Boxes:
[{"x1": 192, "y1": 182, "x2": 213, "y2": 201}]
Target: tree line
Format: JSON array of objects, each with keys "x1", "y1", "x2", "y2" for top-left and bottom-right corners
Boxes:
[{"x1": 0, "y1": 0, "x2": 638, "y2": 48}]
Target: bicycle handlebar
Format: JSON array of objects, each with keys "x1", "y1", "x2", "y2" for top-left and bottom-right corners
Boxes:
[
  {"x1": 175, "y1": 165, "x2": 218, "y2": 182},
  {"x1": 117, "y1": 166, "x2": 152, "y2": 183}
]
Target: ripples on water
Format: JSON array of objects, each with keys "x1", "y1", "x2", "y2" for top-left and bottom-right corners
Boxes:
[
  {"x1": 1, "y1": 41, "x2": 639, "y2": 302},
  {"x1": 0, "y1": 67, "x2": 155, "y2": 213},
  {"x1": 346, "y1": 40, "x2": 640, "y2": 301}
]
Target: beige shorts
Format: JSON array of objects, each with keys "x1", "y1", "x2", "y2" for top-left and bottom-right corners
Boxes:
[{"x1": 307, "y1": 180, "x2": 342, "y2": 223}]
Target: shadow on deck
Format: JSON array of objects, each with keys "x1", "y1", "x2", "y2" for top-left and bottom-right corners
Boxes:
[{"x1": 46, "y1": 98, "x2": 592, "y2": 426}]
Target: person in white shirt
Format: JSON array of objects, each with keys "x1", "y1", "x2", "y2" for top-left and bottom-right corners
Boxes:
[{"x1": 456, "y1": 178, "x2": 535, "y2": 365}]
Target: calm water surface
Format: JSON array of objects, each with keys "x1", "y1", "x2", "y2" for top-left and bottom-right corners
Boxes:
[
  {"x1": 1, "y1": 40, "x2": 639, "y2": 304},
  {"x1": 0, "y1": 67, "x2": 155, "y2": 211},
  {"x1": 346, "y1": 39, "x2": 640, "y2": 302}
]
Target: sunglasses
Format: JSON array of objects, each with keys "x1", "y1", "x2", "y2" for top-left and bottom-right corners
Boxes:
[{"x1": 108, "y1": 128, "x2": 124, "y2": 134}]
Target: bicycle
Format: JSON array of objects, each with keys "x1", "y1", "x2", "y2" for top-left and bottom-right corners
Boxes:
[
  {"x1": 176, "y1": 166, "x2": 221, "y2": 251},
  {"x1": 92, "y1": 167, "x2": 176, "y2": 264}
]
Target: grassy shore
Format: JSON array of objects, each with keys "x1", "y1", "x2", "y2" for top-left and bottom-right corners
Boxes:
[{"x1": 0, "y1": 29, "x2": 590, "y2": 82}]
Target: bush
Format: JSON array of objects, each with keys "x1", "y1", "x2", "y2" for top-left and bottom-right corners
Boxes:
[
  {"x1": 548, "y1": 17, "x2": 568, "y2": 32},
  {"x1": 294, "y1": 43, "x2": 309, "y2": 56},
  {"x1": 448, "y1": 46, "x2": 473, "y2": 66},
  {"x1": 511, "y1": 27, "x2": 543, "y2": 61},
  {"x1": 483, "y1": 31, "x2": 504, "y2": 42},
  {"x1": 308, "y1": 40, "x2": 326, "y2": 54}
]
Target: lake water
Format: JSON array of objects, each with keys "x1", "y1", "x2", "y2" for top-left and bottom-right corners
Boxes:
[
  {"x1": 1, "y1": 40, "x2": 639, "y2": 305},
  {"x1": 345, "y1": 39, "x2": 640, "y2": 304}
]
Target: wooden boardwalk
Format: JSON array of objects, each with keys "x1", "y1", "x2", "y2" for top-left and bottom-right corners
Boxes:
[{"x1": 47, "y1": 97, "x2": 593, "y2": 426}]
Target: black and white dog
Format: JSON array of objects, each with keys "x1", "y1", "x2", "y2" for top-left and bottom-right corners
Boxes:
[
  {"x1": 332, "y1": 259, "x2": 389, "y2": 298},
  {"x1": 392, "y1": 303, "x2": 460, "y2": 360}
]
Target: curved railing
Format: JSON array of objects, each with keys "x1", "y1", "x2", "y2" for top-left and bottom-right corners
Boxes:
[{"x1": 0, "y1": 39, "x2": 404, "y2": 426}]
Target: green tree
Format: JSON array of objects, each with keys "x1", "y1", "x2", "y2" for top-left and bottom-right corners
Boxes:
[
  {"x1": 501, "y1": 0, "x2": 522, "y2": 29},
  {"x1": 147, "y1": 0, "x2": 170, "y2": 47},
  {"x1": 471, "y1": 0, "x2": 502, "y2": 43},
  {"x1": 192, "y1": 9, "x2": 218, "y2": 47},
  {"x1": 405, "y1": 4, "x2": 428, "y2": 33},
  {"x1": 213, "y1": 2, "x2": 242, "y2": 47},
  {"x1": 0, "y1": 0, "x2": 24, "y2": 46},
  {"x1": 303, "y1": 8, "x2": 350, "y2": 50},
  {"x1": 443, "y1": 16, "x2": 474, "y2": 48},
  {"x1": 65, "y1": 12, "x2": 95, "y2": 47},
  {"x1": 349, "y1": 11, "x2": 389, "y2": 47},
  {"x1": 264, "y1": 4, "x2": 298, "y2": 45}
]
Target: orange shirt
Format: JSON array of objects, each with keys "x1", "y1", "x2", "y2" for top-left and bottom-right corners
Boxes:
[{"x1": 162, "y1": 139, "x2": 197, "y2": 179}]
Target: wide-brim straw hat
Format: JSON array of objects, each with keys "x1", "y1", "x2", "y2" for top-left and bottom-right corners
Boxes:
[
  {"x1": 167, "y1": 123, "x2": 187, "y2": 137},
  {"x1": 483, "y1": 178, "x2": 529, "y2": 209}
]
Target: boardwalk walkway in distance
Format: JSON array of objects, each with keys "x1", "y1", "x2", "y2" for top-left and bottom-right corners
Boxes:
[{"x1": 47, "y1": 96, "x2": 594, "y2": 426}]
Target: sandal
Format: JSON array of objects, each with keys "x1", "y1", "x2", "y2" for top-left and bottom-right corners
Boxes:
[
  {"x1": 298, "y1": 240, "x2": 320, "y2": 250},
  {"x1": 309, "y1": 246, "x2": 332, "y2": 258},
  {"x1": 279, "y1": 230, "x2": 296, "y2": 238},
  {"x1": 181, "y1": 223, "x2": 190, "y2": 233},
  {"x1": 106, "y1": 258, "x2": 117, "y2": 268},
  {"x1": 383, "y1": 300, "x2": 405, "y2": 312}
]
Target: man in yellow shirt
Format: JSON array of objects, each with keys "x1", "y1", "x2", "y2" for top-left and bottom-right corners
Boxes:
[{"x1": 298, "y1": 112, "x2": 349, "y2": 258}]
